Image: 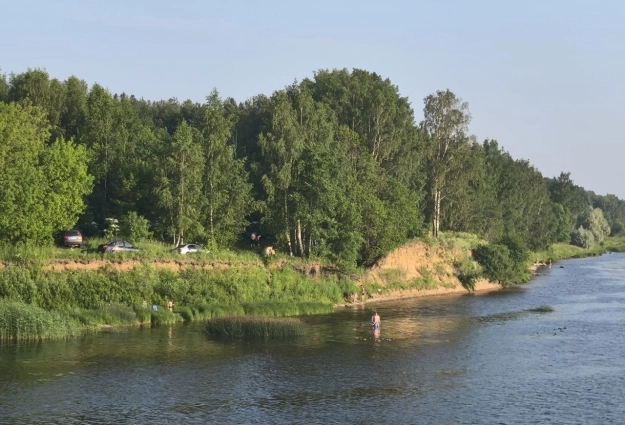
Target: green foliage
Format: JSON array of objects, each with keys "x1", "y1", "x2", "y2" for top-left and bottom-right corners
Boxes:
[
  {"x1": 206, "y1": 315, "x2": 307, "y2": 339},
  {"x1": 200, "y1": 90, "x2": 254, "y2": 248},
  {"x1": 571, "y1": 226, "x2": 595, "y2": 249},
  {"x1": 453, "y1": 257, "x2": 483, "y2": 291},
  {"x1": 577, "y1": 207, "x2": 610, "y2": 246},
  {"x1": 0, "y1": 102, "x2": 92, "y2": 244},
  {"x1": 0, "y1": 300, "x2": 83, "y2": 341},
  {"x1": 120, "y1": 211, "x2": 153, "y2": 241},
  {"x1": 497, "y1": 234, "x2": 531, "y2": 282},
  {"x1": 0, "y1": 262, "x2": 348, "y2": 317},
  {"x1": 473, "y1": 244, "x2": 515, "y2": 286},
  {"x1": 2, "y1": 65, "x2": 625, "y2": 277}
]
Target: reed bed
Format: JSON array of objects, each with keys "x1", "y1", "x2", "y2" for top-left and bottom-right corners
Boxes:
[
  {"x1": 206, "y1": 315, "x2": 307, "y2": 339},
  {"x1": 0, "y1": 301, "x2": 83, "y2": 342}
]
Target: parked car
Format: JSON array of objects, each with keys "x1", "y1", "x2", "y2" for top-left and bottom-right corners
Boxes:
[
  {"x1": 58, "y1": 229, "x2": 83, "y2": 248},
  {"x1": 97, "y1": 240, "x2": 140, "y2": 253},
  {"x1": 175, "y1": 243, "x2": 206, "y2": 255}
]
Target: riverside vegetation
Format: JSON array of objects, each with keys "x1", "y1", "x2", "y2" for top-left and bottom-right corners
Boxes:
[
  {"x1": 3, "y1": 66, "x2": 625, "y2": 341},
  {"x1": 3, "y1": 233, "x2": 625, "y2": 342}
]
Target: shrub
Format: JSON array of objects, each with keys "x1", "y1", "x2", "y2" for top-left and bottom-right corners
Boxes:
[
  {"x1": 454, "y1": 258, "x2": 482, "y2": 291},
  {"x1": 473, "y1": 244, "x2": 514, "y2": 285},
  {"x1": 120, "y1": 212, "x2": 153, "y2": 241}
]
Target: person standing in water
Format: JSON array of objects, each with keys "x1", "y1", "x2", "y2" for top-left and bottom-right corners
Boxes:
[{"x1": 371, "y1": 311, "x2": 381, "y2": 329}]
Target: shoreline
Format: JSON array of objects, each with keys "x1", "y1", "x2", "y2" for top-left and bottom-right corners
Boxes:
[
  {"x1": 339, "y1": 263, "x2": 553, "y2": 308},
  {"x1": 336, "y1": 278, "x2": 504, "y2": 309}
]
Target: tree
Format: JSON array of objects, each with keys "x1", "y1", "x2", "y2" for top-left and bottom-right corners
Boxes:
[
  {"x1": 0, "y1": 102, "x2": 92, "y2": 244},
  {"x1": 8, "y1": 68, "x2": 67, "y2": 133},
  {"x1": 0, "y1": 68, "x2": 8, "y2": 103},
  {"x1": 200, "y1": 89, "x2": 254, "y2": 248},
  {"x1": 154, "y1": 121, "x2": 204, "y2": 246},
  {"x1": 421, "y1": 89, "x2": 472, "y2": 238},
  {"x1": 580, "y1": 207, "x2": 610, "y2": 244},
  {"x1": 61, "y1": 76, "x2": 89, "y2": 141},
  {"x1": 83, "y1": 83, "x2": 116, "y2": 220},
  {"x1": 258, "y1": 91, "x2": 303, "y2": 256}
]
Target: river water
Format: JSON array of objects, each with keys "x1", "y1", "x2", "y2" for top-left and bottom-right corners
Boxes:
[{"x1": 2, "y1": 253, "x2": 625, "y2": 424}]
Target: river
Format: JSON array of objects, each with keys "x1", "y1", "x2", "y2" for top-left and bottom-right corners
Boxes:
[{"x1": 2, "y1": 253, "x2": 625, "y2": 424}]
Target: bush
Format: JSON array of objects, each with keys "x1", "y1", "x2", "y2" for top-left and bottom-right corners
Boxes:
[
  {"x1": 120, "y1": 212, "x2": 153, "y2": 241},
  {"x1": 473, "y1": 244, "x2": 514, "y2": 285},
  {"x1": 571, "y1": 226, "x2": 595, "y2": 249},
  {"x1": 453, "y1": 258, "x2": 482, "y2": 291}
]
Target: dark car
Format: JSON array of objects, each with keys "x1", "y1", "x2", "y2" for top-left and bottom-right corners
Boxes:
[
  {"x1": 97, "y1": 240, "x2": 140, "y2": 253},
  {"x1": 59, "y1": 230, "x2": 83, "y2": 248}
]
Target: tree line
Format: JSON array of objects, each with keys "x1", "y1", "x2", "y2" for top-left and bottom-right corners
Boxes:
[{"x1": 0, "y1": 67, "x2": 621, "y2": 268}]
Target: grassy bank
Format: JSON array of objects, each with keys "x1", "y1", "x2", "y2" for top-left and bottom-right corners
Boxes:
[
  {"x1": 0, "y1": 238, "x2": 277, "y2": 266},
  {"x1": 3, "y1": 233, "x2": 622, "y2": 342},
  {"x1": 0, "y1": 260, "x2": 345, "y2": 341},
  {"x1": 533, "y1": 237, "x2": 625, "y2": 264}
]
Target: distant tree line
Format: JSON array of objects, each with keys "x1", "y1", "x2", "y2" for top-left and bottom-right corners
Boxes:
[{"x1": 0, "y1": 67, "x2": 621, "y2": 267}]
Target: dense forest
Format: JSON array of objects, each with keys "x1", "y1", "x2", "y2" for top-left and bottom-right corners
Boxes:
[{"x1": 0, "y1": 67, "x2": 622, "y2": 268}]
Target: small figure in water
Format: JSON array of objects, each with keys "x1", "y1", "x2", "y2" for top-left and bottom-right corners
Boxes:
[{"x1": 371, "y1": 311, "x2": 381, "y2": 329}]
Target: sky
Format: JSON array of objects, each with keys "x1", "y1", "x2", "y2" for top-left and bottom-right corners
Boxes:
[{"x1": 2, "y1": 0, "x2": 624, "y2": 198}]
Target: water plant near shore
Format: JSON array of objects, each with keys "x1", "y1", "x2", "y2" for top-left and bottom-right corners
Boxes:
[
  {"x1": 206, "y1": 315, "x2": 307, "y2": 339},
  {"x1": 0, "y1": 301, "x2": 83, "y2": 342}
]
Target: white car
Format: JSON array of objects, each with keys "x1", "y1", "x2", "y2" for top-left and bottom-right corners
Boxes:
[{"x1": 176, "y1": 244, "x2": 206, "y2": 254}]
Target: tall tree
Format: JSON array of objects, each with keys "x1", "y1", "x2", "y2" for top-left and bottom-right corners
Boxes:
[
  {"x1": 0, "y1": 102, "x2": 92, "y2": 243},
  {"x1": 154, "y1": 121, "x2": 203, "y2": 246},
  {"x1": 61, "y1": 76, "x2": 89, "y2": 141},
  {"x1": 83, "y1": 83, "x2": 116, "y2": 220},
  {"x1": 421, "y1": 89, "x2": 472, "y2": 238},
  {"x1": 258, "y1": 91, "x2": 303, "y2": 256},
  {"x1": 200, "y1": 89, "x2": 254, "y2": 248},
  {"x1": 0, "y1": 68, "x2": 8, "y2": 102}
]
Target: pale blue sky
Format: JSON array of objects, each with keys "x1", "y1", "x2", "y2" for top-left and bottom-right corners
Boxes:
[{"x1": 2, "y1": 0, "x2": 624, "y2": 197}]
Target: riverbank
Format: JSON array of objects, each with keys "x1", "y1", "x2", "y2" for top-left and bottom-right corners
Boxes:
[{"x1": 2, "y1": 234, "x2": 624, "y2": 342}]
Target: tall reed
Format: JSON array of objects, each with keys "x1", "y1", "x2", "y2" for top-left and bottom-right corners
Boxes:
[
  {"x1": 0, "y1": 301, "x2": 83, "y2": 342},
  {"x1": 206, "y1": 315, "x2": 307, "y2": 339}
]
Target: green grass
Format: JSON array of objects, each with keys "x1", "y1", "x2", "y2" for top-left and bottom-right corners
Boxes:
[
  {"x1": 533, "y1": 239, "x2": 617, "y2": 264},
  {"x1": 0, "y1": 301, "x2": 83, "y2": 342},
  {"x1": 175, "y1": 301, "x2": 333, "y2": 322},
  {"x1": 0, "y1": 237, "x2": 267, "y2": 264},
  {"x1": 206, "y1": 315, "x2": 307, "y2": 339}
]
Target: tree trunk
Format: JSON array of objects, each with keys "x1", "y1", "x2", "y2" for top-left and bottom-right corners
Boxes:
[
  {"x1": 432, "y1": 186, "x2": 441, "y2": 238},
  {"x1": 284, "y1": 192, "x2": 293, "y2": 256},
  {"x1": 296, "y1": 219, "x2": 304, "y2": 256},
  {"x1": 209, "y1": 181, "x2": 214, "y2": 240}
]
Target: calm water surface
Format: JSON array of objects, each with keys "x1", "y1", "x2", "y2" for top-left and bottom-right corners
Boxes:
[{"x1": 2, "y1": 254, "x2": 625, "y2": 424}]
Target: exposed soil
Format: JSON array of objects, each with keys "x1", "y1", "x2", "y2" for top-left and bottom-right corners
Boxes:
[
  {"x1": 41, "y1": 258, "x2": 261, "y2": 272},
  {"x1": 361, "y1": 241, "x2": 501, "y2": 301}
]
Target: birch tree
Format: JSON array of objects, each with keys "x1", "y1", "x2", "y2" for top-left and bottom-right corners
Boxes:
[
  {"x1": 201, "y1": 89, "x2": 254, "y2": 248},
  {"x1": 155, "y1": 121, "x2": 203, "y2": 246},
  {"x1": 258, "y1": 91, "x2": 303, "y2": 256},
  {"x1": 421, "y1": 89, "x2": 472, "y2": 238}
]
